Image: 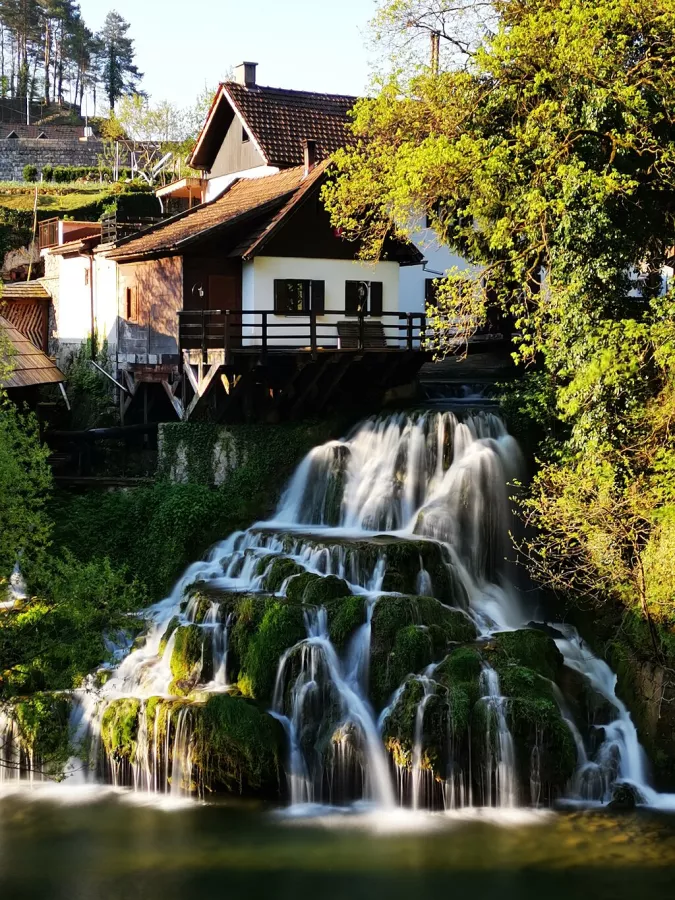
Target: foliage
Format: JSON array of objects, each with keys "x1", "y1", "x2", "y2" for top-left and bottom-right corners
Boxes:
[
  {"x1": 0, "y1": 380, "x2": 52, "y2": 584},
  {"x1": 51, "y1": 420, "x2": 339, "y2": 603},
  {"x1": 62, "y1": 336, "x2": 117, "y2": 430},
  {"x1": 96, "y1": 11, "x2": 142, "y2": 111},
  {"x1": 0, "y1": 553, "x2": 147, "y2": 698},
  {"x1": 22, "y1": 164, "x2": 38, "y2": 183},
  {"x1": 327, "y1": 0, "x2": 675, "y2": 669}
]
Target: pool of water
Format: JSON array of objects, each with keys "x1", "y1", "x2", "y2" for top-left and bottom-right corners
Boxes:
[{"x1": 1, "y1": 789, "x2": 675, "y2": 899}]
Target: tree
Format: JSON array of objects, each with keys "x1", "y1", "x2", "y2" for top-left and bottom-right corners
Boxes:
[
  {"x1": 324, "y1": 0, "x2": 675, "y2": 644},
  {"x1": 96, "y1": 10, "x2": 141, "y2": 110},
  {"x1": 0, "y1": 329, "x2": 52, "y2": 586}
]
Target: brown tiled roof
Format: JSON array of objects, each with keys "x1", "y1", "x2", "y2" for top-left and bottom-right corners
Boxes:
[
  {"x1": 225, "y1": 83, "x2": 355, "y2": 168},
  {"x1": 3, "y1": 124, "x2": 95, "y2": 140},
  {"x1": 190, "y1": 82, "x2": 356, "y2": 170},
  {"x1": 0, "y1": 315, "x2": 64, "y2": 389},
  {"x1": 1, "y1": 281, "x2": 50, "y2": 300},
  {"x1": 107, "y1": 165, "x2": 327, "y2": 261}
]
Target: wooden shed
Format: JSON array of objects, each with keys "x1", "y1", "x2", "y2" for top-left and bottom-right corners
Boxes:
[{"x1": 0, "y1": 314, "x2": 64, "y2": 394}]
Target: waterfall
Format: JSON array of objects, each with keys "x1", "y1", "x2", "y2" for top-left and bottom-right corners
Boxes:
[
  {"x1": 8, "y1": 407, "x2": 671, "y2": 813},
  {"x1": 479, "y1": 666, "x2": 517, "y2": 808}
]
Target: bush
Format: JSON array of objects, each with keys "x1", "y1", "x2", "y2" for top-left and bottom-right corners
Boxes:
[
  {"x1": 41, "y1": 164, "x2": 54, "y2": 182},
  {"x1": 23, "y1": 164, "x2": 38, "y2": 183}
]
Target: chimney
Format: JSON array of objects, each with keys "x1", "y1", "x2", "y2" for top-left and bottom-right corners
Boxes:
[
  {"x1": 234, "y1": 62, "x2": 258, "y2": 87},
  {"x1": 303, "y1": 138, "x2": 318, "y2": 177}
]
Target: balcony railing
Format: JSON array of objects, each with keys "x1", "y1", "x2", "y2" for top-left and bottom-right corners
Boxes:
[
  {"x1": 38, "y1": 217, "x2": 59, "y2": 251},
  {"x1": 100, "y1": 214, "x2": 166, "y2": 245},
  {"x1": 178, "y1": 309, "x2": 428, "y2": 363}
]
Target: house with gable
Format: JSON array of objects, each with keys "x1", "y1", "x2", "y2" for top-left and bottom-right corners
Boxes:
[
  {"x1": 162, "y1": 62, "x2": 468, "y2": 315},
  {"x1": 36, "y1": 63, "x2": 476, "y2": 423}
]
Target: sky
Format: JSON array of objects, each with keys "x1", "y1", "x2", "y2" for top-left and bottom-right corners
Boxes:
[{"x1": 80, "y1": 0, "x2": 378, "y2": 114}]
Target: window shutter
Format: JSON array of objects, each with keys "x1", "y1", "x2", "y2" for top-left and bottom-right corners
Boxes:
[
  {"x1": 311, "y1": 281, "x2": 325, "y2": 315},
  {"x1": 345, "y1": 281, "x2": 360, "y2": 316},
  {"x1": 370, "y1": 282, "x2": 383, "y2": 317},
  {"x1": 274, "y1": 280, "x2": 287, "y2": 314}
]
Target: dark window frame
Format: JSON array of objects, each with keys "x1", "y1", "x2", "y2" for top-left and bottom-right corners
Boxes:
[
  {"x1": 345, "y1": 280, "x2": 384, "y2": 317},
  {"x1": 273, "y1": 279, "x2": 325, "y2": 316},
  {"x1": 242, "y1": 125, "x2": 250, "y2": 143}
]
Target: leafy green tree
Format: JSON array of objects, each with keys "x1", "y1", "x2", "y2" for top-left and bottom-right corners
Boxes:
[
  {"x1": 0, "y1": 329, "x2": 52, "y2": 586},
  {"x1": 96, "y1": 10, "x2": 142, "y2": 110},
  {"x1": 324, "y1": 0, "x2": 675, "y2": 646}
]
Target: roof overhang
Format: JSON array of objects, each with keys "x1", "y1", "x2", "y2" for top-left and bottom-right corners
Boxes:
[
  {"x1": 189, "y1": 86, "x2": 236, "y2": 170},
  {"x1": 156, "y1": 177, "x2": 207, "y2": 201}
]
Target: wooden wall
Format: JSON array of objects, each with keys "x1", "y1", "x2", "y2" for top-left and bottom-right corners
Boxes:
[
  {"x1": 209, "y1": 113, "x2": 265, "y2": 179},
  {"x1": 117, "y1": 256, "x2": 183, "y2": 360}
]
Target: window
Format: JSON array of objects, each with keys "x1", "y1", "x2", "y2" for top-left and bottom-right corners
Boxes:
[
  {"x1": 274, "y1": 280, "x2": 325, "y2": 315},
  {"x1": 126, "y1": 286, "x2": 139, "y2": 322},
  {"x1": 425, "y1": 278, "x2": 438, "y2": 304},
  {"x1": 242, "y1": 125, "x2": 250, "y2": 143},
  {"x1": 345, "y1": 281, "x2": 383, "y2": 317}
]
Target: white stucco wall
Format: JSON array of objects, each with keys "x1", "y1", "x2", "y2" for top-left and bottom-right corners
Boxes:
[
  {"x1": 242, "y1": 256, "x2": 402, "y2": 348},
  {"x1": 205, "y1": 165, "x2": 280, "y2": 202},
  {"x1": 94, "y1": 253, "x2": 119, "y2": 353}
]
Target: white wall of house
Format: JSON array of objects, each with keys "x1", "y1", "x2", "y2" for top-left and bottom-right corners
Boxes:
[
  {"x1": 205, "y1": 165, "x2": 280, "y2": 203},
  {"x1": 42, "y1": 248, "x2": 120, "y2": 367},
  {"x1": 242, "y1": 255, "x2": 402, "y2": 348}
]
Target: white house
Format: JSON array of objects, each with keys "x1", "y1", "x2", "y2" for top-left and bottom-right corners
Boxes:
[{"x1": 165, "y1": 62, "x2": 466, "y2": 317}]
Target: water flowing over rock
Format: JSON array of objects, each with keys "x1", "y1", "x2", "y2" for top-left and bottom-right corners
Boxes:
[{"x1": 4, "y1": 408, "x2": 670, "y2": 811}]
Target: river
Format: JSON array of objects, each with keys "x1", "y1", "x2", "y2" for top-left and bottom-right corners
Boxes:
[{"x1": 1, "y1": 791, "x2": 675, "y2": 899}]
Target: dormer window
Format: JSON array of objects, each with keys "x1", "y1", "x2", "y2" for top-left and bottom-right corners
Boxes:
[
  {"x1": 242, "y1": 125, "x2": 249, "y2": 143},
  {"x1": 6, "y1": 131, "x2": 18, "y2": 139}
]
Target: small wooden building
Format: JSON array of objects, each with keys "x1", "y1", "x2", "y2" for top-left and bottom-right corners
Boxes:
[{"x1": 0, "y1": 314, "x2": 64, "y2": 404}]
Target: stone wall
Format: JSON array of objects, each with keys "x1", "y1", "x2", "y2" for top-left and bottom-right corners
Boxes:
[{"x1": 0, "y1": 138, "x2": 104, "y2": 180}]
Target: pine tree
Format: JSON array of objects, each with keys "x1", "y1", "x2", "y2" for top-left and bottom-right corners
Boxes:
[{"x1": 96, "y1": 10, "x2": 141, "y2": 111}]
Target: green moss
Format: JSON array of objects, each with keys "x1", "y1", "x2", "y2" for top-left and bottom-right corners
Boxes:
[
  {"x1": 158, "y1": 616, "x2": 180, "y2": 657},
  {"x1": 436, "y1": 647, "x2": 485, "y2": 738},
  {"x1": 509, "y1": 696, "x2": 578, "y2": 795},
  {"x1": 326, "y1": 595, "x2": 366, "y2": 652},
  {"x1": 285, "y1": 572, "x2": 352, "y2": 605},
  {"x1": 13, "y1": 694, "x2": 72, "y2": 776},
  {"x1": 259, "y1": 557, "x2": 305, "y2": 593},
  {"x1": 101, "y1": 698, "x2": 141, "y2": 761},
  {"x1": 170, "y1": 625, "x2": 213, "y2": 695},
  {"x1": 192, "y1": 694, "x2": 285, "y2": 796},
  {"x1": 241, "y1": 602, "x2": 306, "y2": 703},
  {"x1": 487, "y1": 629, "x2": 564, "y2": 682}
]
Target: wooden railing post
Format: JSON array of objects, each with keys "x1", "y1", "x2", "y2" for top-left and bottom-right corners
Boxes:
[
  {"x1": 310, "y1": 310, "x2": 318, "y2": 360},
  {"x1": 358, "y1": 311, "x2": 365, "y2": 351},
  {"x1": 407, "y1": 314, "x2": 414, "y2": 351},
  {"x1": 261, "y1": 312, "x2": 268, "y2": 362},
  {"x1": 201, "y1": 309, "x2": 208, "y2": 364},
  {"x1": 224, "y1": 310, "x2": 232, "y2": 365}
]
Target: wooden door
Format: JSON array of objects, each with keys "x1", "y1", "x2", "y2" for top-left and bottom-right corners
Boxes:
[{"x1": 208, "y1": 271, "x2": 242, "y2": 348}]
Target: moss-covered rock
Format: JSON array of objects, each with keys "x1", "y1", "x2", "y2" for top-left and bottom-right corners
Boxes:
[
  {"x1": 101, "y1": 698, "x2": 141, "y2": 761},
  {"x1": 508, "y1": 695, "x2": 577, "y2": 801},
  {"x1": 158, "y1": 616, "x2": 180, "y2": 657},
  {"x1": 258, "y1": 557, "x2": 304, "y2": 593},
  {"x1": 487, "y1": 629, "x2": 564, "y2": 683},
  {"x1": 285, "y1": 572, "x2": 352, "y2": 605},
  {"x1": 170, "y1": 625, "x2": 213, "y2": 695},
  {"x1": 241, "y1": 602, "x2": 306, "y2": 703},
  {"x1": 192, "y1": 694, "x2": 285, "y2": 796},
  {"x1": 326, "y1": 595, "x2": 367, "y2": 653},
  {"x1": 435, "y1": 646, "x2": 484, "y2": 736},
  {"x1": 369, "y1": 595, "x2": 477, "y2": 710}
]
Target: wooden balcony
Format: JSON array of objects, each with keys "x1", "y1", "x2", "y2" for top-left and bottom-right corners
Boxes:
[{"x1": 178, "y1": 308, "x2": 428, "y2": 366}]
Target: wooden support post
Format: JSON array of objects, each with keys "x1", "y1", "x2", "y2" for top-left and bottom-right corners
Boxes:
[
  {"x1": 261, "y1": 312, "x2": 268, "y2": 363},
  {"x1": 407, "y1": 314, "x2": 414, "y2": 351},
  {"x1": 224, "y1": 310, "x2": 232, "y2": 366},
  {"x1": 358, "y1": 312, "x2": 365, "y2": 351},
  {"x1": 310, "y1": 311, "x2": 318, "y2": 361},
  {"x1": 201, "y1": 309, "x2": 207, "y2": 364}
]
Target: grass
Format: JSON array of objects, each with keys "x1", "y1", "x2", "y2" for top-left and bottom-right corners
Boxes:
[{"x1": 0, "y1": 183, "x2": 114, "y2": 213}]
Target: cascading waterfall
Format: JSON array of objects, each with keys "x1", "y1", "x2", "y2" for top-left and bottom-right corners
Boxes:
[
  {"x1": 479, "y1": 666, "x2": 517, "y2": 808},
  {"x1": 5, "y1": 407, "x2": 671, "y2": 812}
]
